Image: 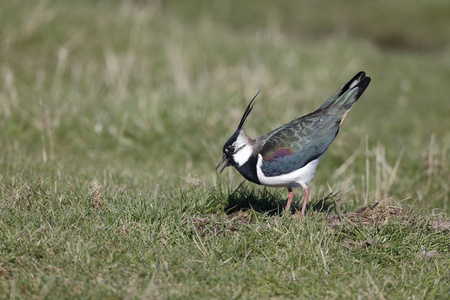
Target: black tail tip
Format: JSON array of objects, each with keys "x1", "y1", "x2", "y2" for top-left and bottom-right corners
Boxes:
[
  {"x1": 357, "y1": 71, "x2": 371, "y2": 91},
  {"x1": 349, "y1": 71, "x2": 371, "y2": 91},
  {"x1": 353, "y1": 71, "x2": 370, "y2": 85}
]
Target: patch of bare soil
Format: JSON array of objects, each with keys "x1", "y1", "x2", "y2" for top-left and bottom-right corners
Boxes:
[{"x1": 326, "y1": 199, "x2": 449, "y2": 232}]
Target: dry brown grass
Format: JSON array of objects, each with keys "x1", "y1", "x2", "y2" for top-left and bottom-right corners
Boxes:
[{"x1": 326, "y1": 198, "x2": 449, "y2": 232}]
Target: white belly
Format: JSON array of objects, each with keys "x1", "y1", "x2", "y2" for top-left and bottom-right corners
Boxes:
[{"x1": 255, "y1": 153, "x2": 324, "y2": 188}]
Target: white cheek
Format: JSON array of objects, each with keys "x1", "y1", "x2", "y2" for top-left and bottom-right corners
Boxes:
[{"x1": 233, "y1": 145, "x2": 253, "y2": 167}]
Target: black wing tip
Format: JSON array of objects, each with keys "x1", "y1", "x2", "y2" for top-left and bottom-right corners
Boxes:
[
  {"x1": 355, "y1": 71, "x2": 366, "y2": 79},
  {"x1": 353, "y1": 71, "x2": 369, "y2": 82},
  {"x1": 356, "y1": 71, "x2": 371, "y2": 85},
  {"x1": 237, "y1": 91, "x2": 260, "y2": 129},
  {"x1": 354, "y1": 72, "x2": 371, "y2": 97},
  {"x1": 338, "y1": 71, "x2": 371, "y2": 98}
]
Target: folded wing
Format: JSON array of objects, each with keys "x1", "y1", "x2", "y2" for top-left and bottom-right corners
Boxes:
[{"x1": 259, "y1": 72, "x2": 371, "y2": 177}]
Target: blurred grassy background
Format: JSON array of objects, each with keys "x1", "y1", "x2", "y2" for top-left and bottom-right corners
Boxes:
[
  {"x1": 1, "y1": 0, "x2": 449, "y2": 211},
  {"x1": 1, "y1": 1, "x2": 450, "y2": 298}
]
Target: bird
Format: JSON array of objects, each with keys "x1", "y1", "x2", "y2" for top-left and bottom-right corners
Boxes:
[{"x1": 216, "y1": 71, "x2": 371, "y2": 220}]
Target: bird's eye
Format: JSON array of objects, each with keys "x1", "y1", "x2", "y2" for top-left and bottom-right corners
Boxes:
[{"x1": 225, "y1": 146, "x2": 234, "y2": 154}]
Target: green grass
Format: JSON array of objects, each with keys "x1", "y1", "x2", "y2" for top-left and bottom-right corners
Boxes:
[{"x1": 1, "y1": 0, "x2": 449, "y2": 298}]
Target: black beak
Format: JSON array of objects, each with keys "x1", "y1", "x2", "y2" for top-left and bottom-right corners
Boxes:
[{"x1": 216, "y1": 155, "x2": 228, "y2": 173}]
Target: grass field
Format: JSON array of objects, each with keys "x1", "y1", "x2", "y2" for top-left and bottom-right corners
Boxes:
[{"x1": 1, "y1": 0, "x2": 449, "y2": 298}]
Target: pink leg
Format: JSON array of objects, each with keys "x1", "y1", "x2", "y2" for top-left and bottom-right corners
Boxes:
[
  {"x1": 284, "y1": 187, "x2": 294, "y2": 212},
  {"x1": 300, "y1": 186, "x2": 310, "y2": 221}
]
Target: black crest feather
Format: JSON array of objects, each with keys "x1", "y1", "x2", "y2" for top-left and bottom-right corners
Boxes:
[{"x1": 237, "y1": 91, "x2": 259, "y2": 129}]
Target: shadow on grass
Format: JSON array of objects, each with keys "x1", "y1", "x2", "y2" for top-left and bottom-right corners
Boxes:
[{"x1": 224, "y1": 183, "x2": 336, "y2": 216}]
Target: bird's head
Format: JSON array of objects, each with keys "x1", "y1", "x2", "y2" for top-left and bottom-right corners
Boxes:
[{"x1": 216, "y1": 92, "x2": 259, "y2": 173}]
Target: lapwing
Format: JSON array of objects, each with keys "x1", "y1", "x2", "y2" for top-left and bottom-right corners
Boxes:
[{"x1": 216, "y1": 71, "x2": 371, "y2": 220}]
